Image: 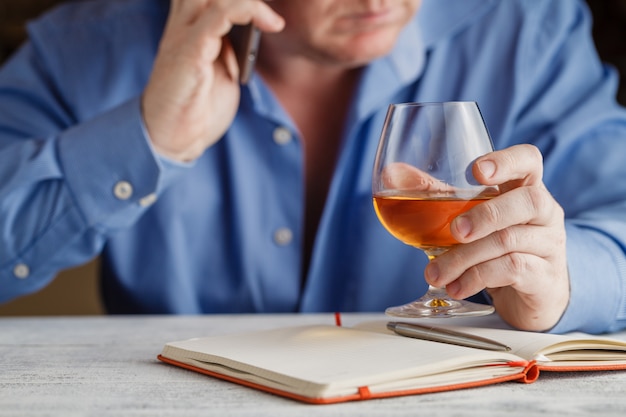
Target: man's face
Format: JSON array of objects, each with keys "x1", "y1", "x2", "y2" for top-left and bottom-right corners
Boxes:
[{"x1": 261, "y1": 0, "x2": 422, "y2": 67}]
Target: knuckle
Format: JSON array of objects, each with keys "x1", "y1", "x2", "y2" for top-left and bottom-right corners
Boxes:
[
  {"x1": 460, "y1": 264, "x2": 490, "y2": 297},
  {"x1": 494, "y1": 227, "x2": 517, "y2": 250},
  {"x1": 468, "y1": 265, "x2": 488, "y2": 288},
  {"x1": 525, "y1": 186, "x2": 564, "y2": 223},
  {"x1": 446, "y1": 248, "x2": 466, "y2": 270},
  {"x1": 477, "y1": 199, "x2": 503, "y2": 225},
  {"x1": 525, "y1": 186, "x2": 549, "y2": 212},
  {"x1": 505, "y1": 252, "x2": 529, "y2": 277}
]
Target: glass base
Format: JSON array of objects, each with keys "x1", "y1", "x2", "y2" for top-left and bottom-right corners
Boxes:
[{"x1": 385, "y1": 287, "x2": 495, "y2": 318}]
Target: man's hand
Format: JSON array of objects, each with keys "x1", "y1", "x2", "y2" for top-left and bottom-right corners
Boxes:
[
  {"x1": 142, "y1": 0, "x2": 284, "y2": 162},
  {"x1": 424, "y1": 144, "x2": 570, "y2": 331}
]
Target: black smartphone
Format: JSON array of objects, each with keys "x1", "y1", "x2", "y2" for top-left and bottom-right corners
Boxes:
[{"x1": 227, "y1": 24, "x2": 261, "y2": 84}]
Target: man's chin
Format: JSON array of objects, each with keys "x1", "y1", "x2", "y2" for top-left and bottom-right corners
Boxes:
[
  {"x1": 338, "y1": 40, "x2": 397, "y2": 66},
  {"x1": 322, "y1": 28, "x2": 399, "y2": 65}
]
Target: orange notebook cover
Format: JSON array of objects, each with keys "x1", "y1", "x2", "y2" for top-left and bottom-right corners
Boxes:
[{"x1": 157, "y1": 318, "x2": 626, "y2": 404}]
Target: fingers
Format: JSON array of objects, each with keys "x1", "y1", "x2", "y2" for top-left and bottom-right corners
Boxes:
[
  {"x1": 473, "y1": 144, "x2": 544, "y2": 190},
  {"x1": 432, "y1": 160, "x2": 565, "y2": 299},
  {"x1": 423, "y1": 143, "x2": 570, "y2": 331},
  {"x1": 170, "y1": 0, "x2": 284, "y2": 36},
  {"x1": 238, "y1": 0, "x2": 286, "y2": 32},
  {"x1": 452, "y1": 144, "x2": 560, "y2": 244},
  {"x1": 426, "y1": 222, "x2": 569, "y2": 332},
  {"x1": 164, "y1": 0, "x2": 284, "y2": 69},
  {"x1": 451, "y1": 185, "x2": 564, "y2": 243},
  {"x1": 425, "y1": 141, "x2": 569, "y2": 331},
  {"x1": 144, "y1": 0, "x2": 285, "y2": 162},
  {"x1": 426, "y1": 222, "x2": 565, "y2": 299},
  {"x1": 445, "y1": 253, "x2": 546, "y2": 302}
]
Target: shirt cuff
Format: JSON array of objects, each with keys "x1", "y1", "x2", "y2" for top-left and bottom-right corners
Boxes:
[
  {"x1": 549, "y1": 223, "x2": 626, "y2": 334},
  {"x1": 57, "y1": 97, "x2": 188, "y2": 229}
]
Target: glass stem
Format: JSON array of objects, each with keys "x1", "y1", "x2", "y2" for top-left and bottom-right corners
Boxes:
[
  {"x1": 424, "y1": 248, "x2": 451, "y2": 306},
  {"x1": 424, "y1": 286, "x2": 451, "y2": 307}
]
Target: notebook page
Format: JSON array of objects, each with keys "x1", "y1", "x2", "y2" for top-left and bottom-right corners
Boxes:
[
  {"x1": 162, "y1": 324, "x2": 521, "y2": 398},
  {"x1": 353, "y1": 320, "x2": 626, "y2": 363}
]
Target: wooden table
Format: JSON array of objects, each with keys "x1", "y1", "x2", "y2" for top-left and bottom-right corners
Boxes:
[{"x1": 1, "y1": 313, "x2": 625, "y2": 416}]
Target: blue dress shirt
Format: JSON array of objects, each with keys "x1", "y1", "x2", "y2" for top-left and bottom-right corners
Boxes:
[{"x1": 1, "y1": 0, "x2": 626, "y2": 333}]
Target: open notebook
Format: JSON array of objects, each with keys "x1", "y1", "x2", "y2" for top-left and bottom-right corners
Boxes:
[{"x1": 158, "y1": 317, "x2": 626, "y2": 404}]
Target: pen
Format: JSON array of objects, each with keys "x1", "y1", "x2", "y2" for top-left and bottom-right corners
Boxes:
[{"x1": 387, "y1": 321, "x2": 511, "y2": 352}]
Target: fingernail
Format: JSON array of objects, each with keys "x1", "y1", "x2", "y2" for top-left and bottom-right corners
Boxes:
[
  {"x1": 478, "y1": 160, "x2": 496, "y2": 179},
  {"x1": 454, "y1": 215, "x2": 472, "y2": 238}
]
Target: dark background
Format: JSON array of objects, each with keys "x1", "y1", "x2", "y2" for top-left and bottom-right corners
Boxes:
[{"x1": 0, "y1": 0, "x2": 624, "y2": 315}]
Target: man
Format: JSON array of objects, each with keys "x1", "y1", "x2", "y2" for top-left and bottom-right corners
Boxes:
[{"x1": 1, "y1": 0, "x2": 625, "y2": 334}]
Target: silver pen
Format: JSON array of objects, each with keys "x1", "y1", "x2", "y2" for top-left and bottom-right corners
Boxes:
[{"x1": 387, "y1": 321, "x2": 511, "y2": 352}]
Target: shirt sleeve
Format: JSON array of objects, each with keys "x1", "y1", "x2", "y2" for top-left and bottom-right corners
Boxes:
[
  {"x1": 0, "y1": 41, "x2": 187, "y2": 302},
  {"x1": 506, "y1": 1, "x2": 626, "y2": 334}
]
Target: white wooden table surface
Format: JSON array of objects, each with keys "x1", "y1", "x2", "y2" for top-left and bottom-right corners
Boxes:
[{"x1": 1, "y1": 313, "x2": 625, "y2": 416}]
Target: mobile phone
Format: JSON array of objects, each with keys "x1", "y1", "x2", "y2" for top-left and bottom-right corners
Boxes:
[{"x1": 227, "y1": 24, "x2": 261, "y2": 84}]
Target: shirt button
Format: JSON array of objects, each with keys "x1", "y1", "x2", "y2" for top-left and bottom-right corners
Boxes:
[
  {"x1": 273, "y1": 228, "x2": 293, "y2": 246},
  {"x1": 113, "y1": 181, "x2": 133, "y2": 200},
  {"x1": 13, "y1": 263, "x2": 30, "y2": 279},
  {"x1": 272, "y1": 127, "x2": 292, "y2": 145},
  {"x1": 139, "y1": 193, "x2": 157, "y2": 207}
]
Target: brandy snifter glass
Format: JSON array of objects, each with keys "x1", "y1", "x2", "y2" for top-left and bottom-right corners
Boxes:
[{"x1": 372, "y1": 101, "x2": 499, "y2": 318}]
